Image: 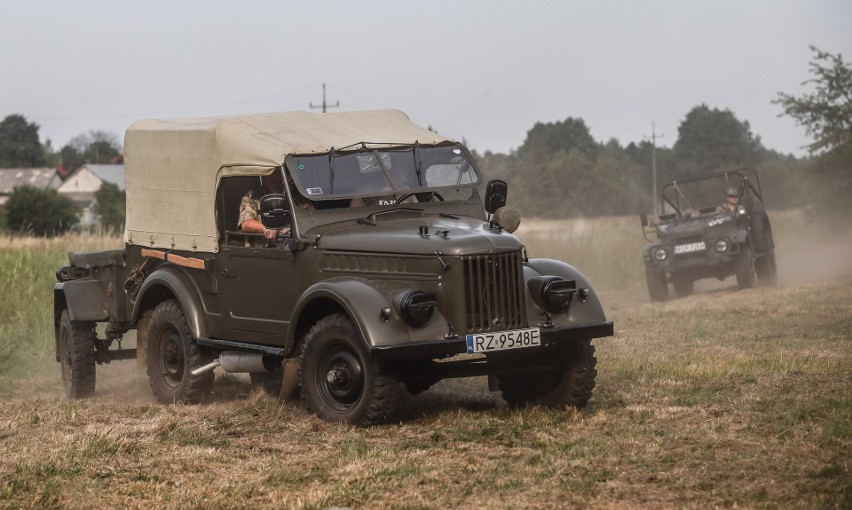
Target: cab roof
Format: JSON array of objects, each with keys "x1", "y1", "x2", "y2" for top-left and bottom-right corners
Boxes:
[{"x1": 123, "y1": 110, "x2": 452, "y2": 253}]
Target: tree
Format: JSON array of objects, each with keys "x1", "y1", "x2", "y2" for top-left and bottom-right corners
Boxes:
[
  {"x1": 58, "y1": 130, "x2": 123, "y2": 173},
  {"x1": 0, "y1": 114, "x2": 47, "y2": 168},
  {"x1": 4, "y1": 185, "x2": 79, "y2": 236},
  {"x1": 93, "y1": 182, "x2": 126, "y2": 231},
  {"x1": 517, "y1": 117, "x2": 599, "y2": 165},
  {"x1": 774, "y1": 46, "x2": 852, "y2": 155},
  {"x1": 775, "y1": 47, "x2": 852, "y2": 225},
  {"x1": 673, "y1": 105, "x2": 762, "y2": 177}
]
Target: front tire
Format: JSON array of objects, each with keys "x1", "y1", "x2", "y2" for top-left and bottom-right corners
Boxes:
[
  {"x1": 58, "y1": 310, "x2": 96, "y2": 399},
  {"x1": 300, "y1": 314, "x2": 401, "y2": 426},
  {"x1": 146, "y1": 300, "x2": 213, "y2": 404},
  {"x1": 498, "y1": 340, "x2": 597, "y2": 409},
  {"x1": 735, "y1": 245, "x2": 758, "y2": 289},
  {"x1": 645, "y1": 267, "x2": 669, "y2": 302},
  {"x1": 756, "y1": 251, "x2": 777, "y2": 286}
]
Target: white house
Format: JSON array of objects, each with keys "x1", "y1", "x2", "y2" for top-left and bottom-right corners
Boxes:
[{"x1": 57, "y1": 164, "x2": 124, "y2": 226}]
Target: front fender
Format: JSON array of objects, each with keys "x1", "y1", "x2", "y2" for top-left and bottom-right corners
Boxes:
[
  {"x1": 525, "y1": 258, "x2": 608, "y2": 325},
  {"x1": 288, "y1": 278, "x2": 449, "y2": 353},
  {"x1": 132, "y1": 266, "x2": 209, "y2": 339}
]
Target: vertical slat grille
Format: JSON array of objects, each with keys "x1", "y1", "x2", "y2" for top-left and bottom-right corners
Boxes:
[{"x1": 463, "y1": 251, "x2": 524, "y2": 333}]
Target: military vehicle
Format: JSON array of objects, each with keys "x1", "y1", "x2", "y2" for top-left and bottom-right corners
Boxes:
[
  {"x1": 640, "y1": 169, "x2": 776, "y2": 301},
  {"x1": 54, "y1": 110, "x2": 613, "y2": 425}
]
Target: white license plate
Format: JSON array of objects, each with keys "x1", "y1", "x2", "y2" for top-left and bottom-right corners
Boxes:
[
  {"x1": 674, "y1": 241, "x2": 706, "y2": 254},
  {"x1": 466, "y1": 327, "x2": 541, "y2": 353}
]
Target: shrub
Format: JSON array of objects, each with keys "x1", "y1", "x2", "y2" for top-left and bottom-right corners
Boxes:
[{"x1": 4, "y1": 185, "x2": 80, "y2": 236}]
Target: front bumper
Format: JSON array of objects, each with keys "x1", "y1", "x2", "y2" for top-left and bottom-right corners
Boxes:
[{"x1": 371, "y1": 320, "x2": 614, "y2": 361}]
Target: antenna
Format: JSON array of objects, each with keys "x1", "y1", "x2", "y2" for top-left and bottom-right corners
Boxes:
[
  {"x1": 309, "y1": 83, "x2": 340, "y2": 113},
  {"x1": 643, "y1": 122, "x2": 665, "y2": 214}
]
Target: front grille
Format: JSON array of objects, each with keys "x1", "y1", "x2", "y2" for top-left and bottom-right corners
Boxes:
[
  {"x1": 462, "y1": 251, "x2": 524, "y2": 333},
  {"x1": 674, "y1": 234, "x2": 704, "y2": 246}
]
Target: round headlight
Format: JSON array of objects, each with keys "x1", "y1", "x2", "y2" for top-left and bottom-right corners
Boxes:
[
  {"x1": 653, "y1": 247, "x2": 668, "y2": 261},
  {"x1": 527, "y1": 276, "x2": 575, "y2": 313},
  {"x1": 400, "y1": 291, "x2": 437, "y2": 327},
  {"x1": 715, "y1": 239, "x2": 729, "y2": 252}
]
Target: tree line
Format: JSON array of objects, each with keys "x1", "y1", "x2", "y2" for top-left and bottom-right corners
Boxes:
[{"x1": 1, "y1": 47, "x2": 848, "y2": 236}]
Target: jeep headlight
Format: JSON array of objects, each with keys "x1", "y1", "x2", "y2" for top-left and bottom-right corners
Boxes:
[
  {"x1": 653, "y1": 247, "x2": 668, "y2": 261},
  {"x1": 400, "y1": 291, "x2": 437, "y2": 327},
  {"x1": 528, "y1": 276, "x2": 576, "y2": 313},
  {"x1": 715, "y1": 239, "x2": 729, "y2": 252}
]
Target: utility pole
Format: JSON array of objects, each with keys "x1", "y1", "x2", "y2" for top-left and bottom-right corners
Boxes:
[
  {"x1": 644, "y1": 122, "x2": 664, "y2": 214},
  {"x1": 309, "y1": 83, "x2": 339, "y2": 113}
]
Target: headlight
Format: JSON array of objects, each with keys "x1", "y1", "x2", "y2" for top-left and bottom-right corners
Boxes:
[
  {"x1": 653, "y1": 247, "x2": 668, "y2": 261},
  {"x1": 715, "y1": 239, "x2": 729, "y2": 252},
  {"x1": 527, "y1": 276, "x2": 576, "y2": 313},
  {"x1": 400, "y1": 291, "x2": 437, "y2": 327}
]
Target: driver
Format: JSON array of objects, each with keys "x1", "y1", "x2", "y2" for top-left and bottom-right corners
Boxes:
[
  {"x1": 720, "y1": 188, "x2": 740, "y2": 212},
  {"x1": 238, "y1": 170, "x2": 287, "y2": 245}
]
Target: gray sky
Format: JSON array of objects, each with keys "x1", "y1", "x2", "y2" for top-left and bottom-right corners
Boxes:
[{"x1": 2, "y1": 1, "x2": 850, "y2": 157}]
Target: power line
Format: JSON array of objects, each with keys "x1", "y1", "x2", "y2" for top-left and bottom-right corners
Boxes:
[{"x1": 309, "y1": 83, "x2": 339, "y2": 113}]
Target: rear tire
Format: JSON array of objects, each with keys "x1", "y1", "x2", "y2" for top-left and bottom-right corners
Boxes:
[
  {"x1": 58, "y1": 310, "x2": 96, "y2": 399},
  {"x1": 735, "y1": 245, "x2": 758, "y2": 289},
  {"x1": 146, "y1": 300, "x2": 213, "y2": 404},
  {"x1": 645, "y1": 268, "x2": 669, "y2": 302},
  {"x1": 300, "y1": 314, "x2": 401, "y2": 426},
  {"x1": 498, "y1": 340, "x2": 597, "y2": 409}
]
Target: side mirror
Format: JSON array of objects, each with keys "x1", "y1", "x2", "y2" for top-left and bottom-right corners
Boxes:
[
  {"x1": 484, "y1": 179, "x2": 508, "y2": 214},
  {"x1": 640, "y1": 213, "x2": 649, "y2": 228},
  {"x1": 260, "y1": 194, "x2": 291, "y2": 230}
]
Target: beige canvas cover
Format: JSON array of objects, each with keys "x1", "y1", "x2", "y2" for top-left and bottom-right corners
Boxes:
[{"x1": 123, "y1": 109, "x2": 452, "y2": 253}]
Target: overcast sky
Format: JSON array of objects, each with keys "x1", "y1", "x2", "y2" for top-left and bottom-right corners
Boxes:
[{"x1": 2, "y1": 1, "x2": 849, "y2": 157}]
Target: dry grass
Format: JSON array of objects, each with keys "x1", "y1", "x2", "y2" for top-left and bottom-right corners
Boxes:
[{"x1": 1, "y1": 217, "x2": 851, "y2": 508}]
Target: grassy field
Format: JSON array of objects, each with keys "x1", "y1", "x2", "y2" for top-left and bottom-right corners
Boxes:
[{"x1": 0, "y1": 214, "x2": 850, "y2": 508}]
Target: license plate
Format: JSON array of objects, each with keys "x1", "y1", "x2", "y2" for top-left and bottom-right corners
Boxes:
[
  {"x1": 466, "y1": 327, "x2": 541, "y2": 353},
  {"x1": 674, "y1": 241, "x2": 706, "y2": 254}
]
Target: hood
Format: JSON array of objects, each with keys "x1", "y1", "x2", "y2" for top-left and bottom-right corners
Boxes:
[
  {"x1": 657, "y1": 211, "x2": 736, "y2": 237},
  {"x1": 314, "y1": 216, "x2": 524, "y2": 255}
]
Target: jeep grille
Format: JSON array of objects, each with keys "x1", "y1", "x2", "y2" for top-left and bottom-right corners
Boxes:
[
  {"x1": 462, "y1": 251, "x2": 524, "y2": 333},
  {"x1": 674, "y1": 234, "x2": 704, "y2": 247}
]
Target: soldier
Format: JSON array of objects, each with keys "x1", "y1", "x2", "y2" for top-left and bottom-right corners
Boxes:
[{"x1": 721, "y1": 187, "x2": 740, "y2": 212}]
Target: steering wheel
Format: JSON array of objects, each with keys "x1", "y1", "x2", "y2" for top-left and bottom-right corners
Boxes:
[{"x1": 395, "y1": 191, "x2": 445, "y2": 204}]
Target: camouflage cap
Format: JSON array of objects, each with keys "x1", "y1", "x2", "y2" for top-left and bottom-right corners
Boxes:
[{"x1": 726, "y1": 187, "x2": 739, "y2": 197}]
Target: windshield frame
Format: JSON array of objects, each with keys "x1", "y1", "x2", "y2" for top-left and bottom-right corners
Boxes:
[{"x1": 285, "y1": 141, "x2": 480, "y2": 202}]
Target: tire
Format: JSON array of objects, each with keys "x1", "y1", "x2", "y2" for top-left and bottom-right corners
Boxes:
[
  {"x1": 300, "y1": 314, "x2": 401, "y2": 426},
  {"x1": 645, "y1": 267, "x2": 669, "y2": 302},
  {"x1": 146, "y1": 300, "x2": 213, "y2": 404},
  {"x1": 58, "y1": 310, "x2": 96, "y2": 399},
  {"x1": 672, "y1": 274, "x2": 694, "y2": 298},
  {"x1": 735, "y1": 245, "x2": 758, "y2": 289},
  {"x1": 756, "y1": 251, "x2": 778, "y2": 286},
  {"x1": 498, "y1": 340, "x2": 597, "y2": 409}
]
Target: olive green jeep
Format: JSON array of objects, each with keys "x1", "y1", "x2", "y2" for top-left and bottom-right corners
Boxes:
[{"x1": 54, "y1": 110, "x2": 613, "y2": 425}]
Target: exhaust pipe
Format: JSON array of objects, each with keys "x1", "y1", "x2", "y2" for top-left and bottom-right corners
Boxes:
[{"x1": 191, "y1": 352, "x2": 268, "y2": 376}]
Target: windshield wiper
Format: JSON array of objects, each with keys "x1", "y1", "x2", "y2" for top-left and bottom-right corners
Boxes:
[{"x1": 368, "y1": 207, "x2": 424, "y2": 221}]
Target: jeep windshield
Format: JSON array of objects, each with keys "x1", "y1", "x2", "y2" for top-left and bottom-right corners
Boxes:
[{"x1": 286, "y1": 143, "x2": 479, "y2": 201}]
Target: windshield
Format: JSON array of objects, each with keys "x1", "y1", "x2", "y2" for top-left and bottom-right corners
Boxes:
[{"x1": 287, "y1": 143, "x2": 479, "y2": 200}]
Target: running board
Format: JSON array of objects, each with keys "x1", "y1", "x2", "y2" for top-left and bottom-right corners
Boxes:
[{"x1": 196, "y1": 337, "x2": 285, "y2": 357}]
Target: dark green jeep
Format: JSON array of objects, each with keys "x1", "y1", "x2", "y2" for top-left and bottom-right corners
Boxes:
[
  {"x1": 640, "y1": 169, "x2": 777, "y2": 301},
  {"x1": 54, "y1": 110, "x2": 613, "y2": 425}
]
